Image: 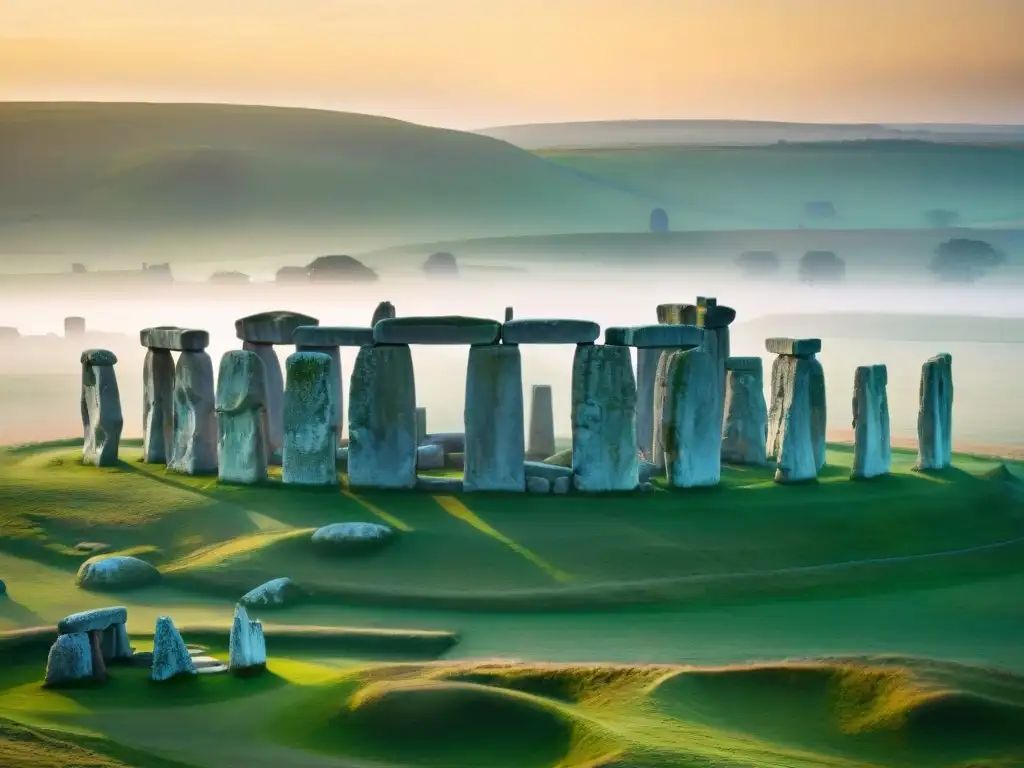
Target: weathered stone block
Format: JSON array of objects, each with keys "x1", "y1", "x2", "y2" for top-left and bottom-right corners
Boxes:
[
  {"x1": 656, "y1": 303, "x2": 736, "y2": 329},
  {"x1": 371, "y1": 301, "x2": 396, "y2": 326},
  {"x1": 662, "y1": 349, "x2": 721, "y2": 488},
  {"x1": 81, "y1": 351, "x2": 123, "y2": 467},
  {"x1": 293, "y1": 325, "x2": 374, "y2": 347},
  {"x1": 767, "y1": 355, "x2": 818, "y2": 483},
  {"x1": 722, "y1": 358, "x2": 768, "y2": 466},
  {"x1": 282, "y1": 352, "x2": 337, "y2": 486},
  {"x1": 58, "y1": 607, "x2": 127, "y2": 635},
  {"x1": 373, "y1": 316, "x2": 502, "y2": 346},
  {"x1": 142, "y1": 348, "x2": 174, "y2": 463},
  {"x1": 151, "y1": 616, "x2": 196, "y2": 682},
  {"x1": 229, "y1": 605, "x2": 266, "y2": 675},
  {"x1": 168, "y1": 350, "x2": 217, "y2": 475},
  {"x1": 216, "y1": 350, "x2": 269, "y2": 485},
  {"x1": 605, "y1": 324, "x2": 704, "y2": 349},
  {"x1": 348, "y1": 345, "x2": 417, "y2": 489},
  {"x1": 235, "y1": 311, "x2": 319, "y2": 344},
  {"x1": 416, "y1": 407, "x2": 428, "y2": 445},
  {"x1": 464, "y1": 344, "x2": 525, "y2": 492},
  {"x1": 44, "y1": 632, "x2": 93, "y2": 688},
  {"x1": 416, "y1": 443, "x2": 445, "y2": 470},
  {"x1": 808, "y1": 357, "x2": 827, "y2": 471},
  {"x1": 635, "y1": 348, "x2": 663, "y2": 460},
  {"x1": 242, "y1": 341, "x2": 284, "y2": 460},
  {"x1": 852, "y1": 364, "x2": 891, "y2": 479},
  {"x1": 725, "y1": 356, "x2": 763, "y2": 372},
  {"x1": 571, "y1": 344, "x2": 639, "y2": 491},
  {"x1": 526, "y1": 476, "x2": 551, "y2": 493},
  {"x1": 295, "y1": 344, "x2": 343, "y2": 445},
  {"x1": 501, "y1": 319, "x2": 600, "y2": 345},
  {"x1": 139, "y1": 327, "x2": 209, "y2": 351},
  {"x1": 527, "y1": 384, "x2": 556, "y2": 461},
  {"x1": 916, "y1": 353, "x2": 953, "y2": 471},
  {"x1": 765, "y1": 337, "x2": 822, "y2": 357}
]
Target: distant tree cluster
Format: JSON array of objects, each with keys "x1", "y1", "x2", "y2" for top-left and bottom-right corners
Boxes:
[
  {"x1": 306, "y1": 255, "x2": 379, "y2": 283},
  {"x1": 799, "y1": 250, "x2": 845, "y2": 283},
  {"x1": 930, "y1": 238, "x2": 1004, "y2": 283},
  {"x1": 423, "y1": 251, "x2": 458, "y2": 277}
]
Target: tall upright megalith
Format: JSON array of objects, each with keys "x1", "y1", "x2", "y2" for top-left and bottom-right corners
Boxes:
[
  {"x1": 721, "y1": 356, "x2": 768, "y2": 466},
  {"x1": 235, "y1": 311, "x2": 320, "y2": 461},
  {"x1": 139, "y1": 327, "x2": 209, "y2": 464},
  {"x1": 571, "y1": 344, "x2": 639, "y2": 492},
  {"x1": 81, "y1": 349, "x2": 123, "y2": 467},
  {"x1": 662, "y1": 349, "x2": 721, "y2": 488},
  {"x1": 464, "y1": 344, "x2": 525, "y2": 492},
  {"x1": 852, "y1": 364, "x2": 891, "y2": 479},
  {"x1": 168, "y1": 348, "x2": 217, "y2": 475},
  {"x1": 215, "y1": 350, "x2": 269, "y2": 485},
  {"x1": 766, "y1": 338, "x2": 822, "y2": 484},
  {"x1": 282, "y1": 351, "x2": 337, "y2": 486},
  {"x1": 916, "y1": 353, "x2": 953, "y2": 471},
  {"x1": 527, "y1": 385, "x2": 556, "y2": 461},
  {"x1": 348, "y1": 345, "x2": 417, "y2": 489},
  {"x1": 635, "y1": 347, "x2": 665, "y2": 460},
  {"x1": 371, "y1": 301, "x2": 396, "y2": 326}
]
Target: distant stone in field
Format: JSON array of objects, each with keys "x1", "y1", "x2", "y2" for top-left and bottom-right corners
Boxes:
[
  {"x1": 916, "y1": 353, "x2": 954, "y2": 471},
  {"x1": 150, "y1": 616, "x2": 197, "y2": 682},
  {"x1": 416, "y1": 443, "x2": 445, "y2": 470},
  {"x1": 374, "y1": 316, "x2": 502, "y2": 346},
  {"x1": 465, "y1": 344, "x2": 525, "y2": 492},
  {"x1": 229, "y1": 604, "x2": 267, "y2": 676},
  {"x1": 421, "y1": 432, "x2": 465, "y2": 454},
  {"x1": 168, "y1": 350, "x2": 218, "y2": 476},
  {"x1": 142, "y1": 348, "x2": 174, "y2": 463},
  {"x1": 44, "y1": 632, "x2": 93, "y2": 688},
  {"x1": 235, "y1": 311, "x2": 320, "y2": 345},
  {"x1": 139, "y1": 326, "x2": 209, "y2": 352},
  {"x1": 766, "y1": 355, "x2": 818, "y2": 483},
  {"x1": 423, "y1": 251, "x2": 458, "y2": 276},
  {"x1": 215, "y1": 350, "x2": 269, "y2": 485},
  {"x1": 722, "y1": 357, "x2": 768, "y2": 466},
  {"x1": 571, "y1": 344, "x2": 639, "y2": 491},
  {"x1": 765, "y1": 337, "x2": 821, "y2": 358},
  {"x1": 348, "y1": 345, "x2": 417, "y2": 489},
  {"x1": 65, "y1": 316, "x2": 86, "y2": 337},
  {"x1": 239, "y1": 577, "x2": 302, "y2": 608},
  {"x1": 75, "y1": 555, "x2": 161, "y2": 592},
  {"x1": 282, "y1": 352, "x2": 338, "y2": 486},
  {"x1": 604, "y1": 324, "x2": 704, "y2": 349},
  {"x1": 527, "y1": 385, "x2": 556, "y2": 461},
  {"x1": 415, "y1": 407, "x2": 428, "y2": 445},
  {"x1": 808, "y1": 357, "x2": 827, "y2": 472},
  {"x1": 80, "y1": 348, "x2": 123, "y2": 467},
  {"x1": 502, "y1": 319, "x2": 600, "y2": 345},
  {"x1": 526, "y1": 476, "x2": 551, "y2": 494},
  {"x1": 524, "y1": 461, "x2": 573, "y2": 482},
  {"x1": 661, "y1": 349, "x2": 721, "y2": 488},
  {"x1": 371, "y1": 301, "x2": 396, "y2": 326},
  {"x1": 243, "y1": 341, "x2": 285, "y2": 460},
  {"x1": 312, "y1": 522, "x2": 395, "y2": 551},
  {"x1": 852, "y1": 364, "x2": 891, "y2": 479}
]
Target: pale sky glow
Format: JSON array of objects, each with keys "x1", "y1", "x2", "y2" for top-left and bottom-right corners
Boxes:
[{"x1": 2, "y1": 0, "x2": 1023, "y2": 128}]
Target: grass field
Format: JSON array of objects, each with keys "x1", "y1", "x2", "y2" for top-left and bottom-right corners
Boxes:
[{"x1": 1, "y1": 438, "x2": 1023, "y2": 767}]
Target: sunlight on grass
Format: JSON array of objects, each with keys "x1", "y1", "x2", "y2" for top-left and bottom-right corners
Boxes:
[{"x1": 341, "y1": 490, "x2": 413, "y2": 532}]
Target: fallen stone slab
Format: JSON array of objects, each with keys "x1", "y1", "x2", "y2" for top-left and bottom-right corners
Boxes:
[
  {"x1": 58, "y1": 607, "x2": 127, "y2": 635},
  {"x1": 464, "y1": 344, "x2": 525, "y2": 492},
  {"x1": 44, "y1": 632, "x2": 93, "y2": 688},
  {"x1": 852, "y1": 364, "x2": 891, "y2": 479},
  {"x1": 216, "y1": 350, "x2": 269, "y2": 485},
  {"x1": 662, "y1": 349, "x2": 721, "y2": 488},
  {"x1": 524, "y1": 460, "x2": 573, "y2": 482},
  {"x1": 604, "y1": 325, "x2": 704, "y2": 349},
  {"x1": 293, "y1": 325, "x2": 374, "y2": 347},
  {"x1": 142, "y1": 348, "x2": 174, "y2": 463},
  {"x1": 527, "y1": 476, "x2": 551, "y2": 493},
  {"x1": 139, "y1": 327, "x2": 209, "y2": 351},
  {"x1": 151, "y1": 616, "x2": 197, "y2": 682},
  {"x1": 916, "y1": 353, "x2": 953, "y2": 471},
  {"x1": 81, "y1": 349, "x2": 123, "y2": 467},
  {"x1": 235, "y1": 311, "x2": 320, "y2": 344},
  {"x1": 312, "y1": 522, "x2": 395, "y2": 551},
  {"x1": 75, "y1": 555, "x2": 161, "y2": 592},
  {"x1": 416, "y1": 443, "x2": 445, "y2": 470},
  {"x1": 416, "y1": 476, "x2": 464, "y2": 493},
  {"x1": 722, "y1": 357, "x2": 768, "y2": 466},
  {"x1": 501, "y1": 319, "x2": 600, "y2": 345},
  {"x1": 765, "y1": 337, "x2": 822, "y2": 357},
  {"x1": 421, "y1": 432, "x2": 465, "y2": 453},
  {"x1": 282, "y1": 352, "x2": 338, "y2": 486},
  {"x1": 168, "y1": 350, "x2": 218, "y2": 476},
  {"x1": 240, "y1": 577, "x2": 303, "y2": 608},
  {"x1": 373, "y1": 316, "x2": 501, "y2": 346},
  {"x1": 656, "y1": 303, "x2": 736, "y2": 329}
]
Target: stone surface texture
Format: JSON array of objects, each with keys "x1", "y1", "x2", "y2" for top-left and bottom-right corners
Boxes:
[
  {"x1": 215, "y1": 350, "x2": 269, "y2": 485},
  {"x1": 44, "y1": 632, "x2": 93, "y2": 687},
  {"x1": 373, "y1": 316, "x2": 501, "y2": 346},
  {"x1": 767, "y1": 355, "x2": 818, "y2": 483},
  {"x1": 142, "y1": 348, "x2": 174, "y2": 463},
  {"x1": 293, "y1": 325, "x2": 374, "y2": 347},
  {"x1": 348, "y1": 345, "x2": 417, "y2": 489},
  {"x1": 527, "y1": 384, "x2": 557, "y2": 460},
  {"x1": 552, "y1": 476, "x2": 571, "y2": 494},
  {"x1": 571, "y1": 344, "x2": 639, "y2": 491},
  {"x1": 464, "y1": 344, "x2": 526, "y2": 492},
  {"x1": 605, "y1": 324, "x2": 704, "y2": 349},
  {"x1": 239, "y1": 577, "x2": 301, "y2": 608},
  {"x1": 501, "y1": 319, "x2": 600, "y2": 345},
  {"x1": 243, "y1": 341, "x2": 285, "y2": 459},
  {"x1": 282, "y1": 352, "x2": 337, "y2": 486},
  {"x1": 916, "y1": 353, "x2": 954, "y2": 471},
  {"x1": 75, "y1": 555, "x2": 161, "y2": 591},
  {"x1": 81, "y1": 352, "x2": 123, "y2": 467},
  {"x1": 140, "y1": 327, "x2": 209, "y2": 351},
  {"x1": 651, "y1": 350, "x2": 673, "y2": 469},
  {"x1": 656, "y1": 303, "x2": 736, "y2": 329},
  {"x1": 765, "y1": 337, "x2": 822, "y2": 357},
  {"x1": 295, "y1": 344, "x2": 343, "y2": 446},
  {"x1": 235, "y1": 311, "x2": 319, "y2": 344},
  {"x1": 661, "y1": 350, "x2": 721, "y2": 488},
  {"x1": 416, "y1": 443, "x2": 445, "y2": 470},
  {"x1": 229, "y1": 604, "x2": 267, "y2": 674},
  {"x1": 168, "y1": 350, "x2": 218, "y2": 475},
  {"x1": 721, "y1": 360, "x2": 768, "y2": 465},
  {"x1": 852, "y1": 364, "x2": 892, "y2": 479},
  {"x1": 151, "y1": 616, "x2": 197, "y2": 682}
]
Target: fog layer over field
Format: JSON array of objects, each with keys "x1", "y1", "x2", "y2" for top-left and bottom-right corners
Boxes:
[{"x1": 1, "y1": 268, "x2": 1022, "y2": 449}]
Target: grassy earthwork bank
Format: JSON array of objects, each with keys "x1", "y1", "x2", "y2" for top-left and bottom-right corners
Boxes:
[{"x1": 1, "y1": 438, "x2": 1023, "y2": 767}]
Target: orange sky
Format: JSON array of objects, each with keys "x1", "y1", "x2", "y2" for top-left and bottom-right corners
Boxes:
[{"x1": 2, "y1": 0, "x2": 1022, "y2": 128}]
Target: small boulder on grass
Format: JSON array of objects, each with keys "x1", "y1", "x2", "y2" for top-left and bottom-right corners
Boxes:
[
  {"x1": 311, "y1": 522, "x2": 395, "y2": 554},
  {"x1": 239, "y1": 577, "x2": 304, "y2": 608},
  {"x1": 76, "y1": 555, "x2": 160, "y2": 592}
]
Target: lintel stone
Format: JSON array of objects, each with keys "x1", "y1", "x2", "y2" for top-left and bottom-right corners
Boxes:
[
  {"x1": 235, "y1": 311, "x2": 320, "y2": 344},
  {"x1": 725, "y1": 356, "x2": 764, "y2": 373},
  {"x1": 656, "y1": 303, "x2": 737, "y2": 329},
  {"x1": 293, "y1": 325, "x2": 374, "y2": 347},
  {"x1": 140, "y1": 326, "x2": 209, "y2": 351},
  {"x1": 502, "y1": 319, "x2": 600, "y2": 345},
  {"x1": 765, "y1": 337, "x2": 822, "y2": 357},
  {"x1": 373, "y1": 316, "x2": 501, "y2": 345},
  {"x1": 58, "y1": 606, "x2": 127, "y2": 635},
  {"x1": 605, "y1": 324, "x2": 704, "y2": 349}
]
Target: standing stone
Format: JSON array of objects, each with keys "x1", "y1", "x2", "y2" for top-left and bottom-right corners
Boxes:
[
  {"x1": 242, "y1": 342, "x2": 284, "y2": 460},
  {"x1": 808, "y1": 357, "x2": 827, "y2": 471},
  {"x1": 651, "y1": 350, "x2": 673, "y2": 469},
  {"x1": 142, "y1": 349, "x2": 174, "y2": 463},
  {"x1": 635, "y1": 348, "x2": 666, "y2": 460},
  {"x1": 100, "y1": 622, "x2": 133, "y2": 661},
  {"x1": 662, "y1": 349, "x2": 721, "y2": 488},
  {"x1": 852, "y1": 364, "x2": 891, "y2": 479},
  {"x1": 721, "y1": 357, "x2": 768, "y2": 465},
  {"x1": 371, "y1": 301, "x2": 396, "y2": 326},
  {"x1": 504, "y1": 307, "x2": 514, "y2": 322},
  {"x1": 229, "y1": 604, "x2": 267, "y2": 675},
  {"x1": 464, "y1": 344, "x2": 525, "y2": 492},
  {"x1": 767, "y1": 356, "x2": 817, "y2": 483},
  {"x1": 44, "y1": 632, "x2": 93, "y2": 687},
  {"x1": 348, "y1": 345, "x2": 417, "y2": 489},
  {"x1": 80, "y1": 350, "x2": 123, "y2": 467},
  {"x1": 168, "y1": 351, "x2": 217, "y2": 475},
  {"x1": 571, "y1": 345, "x2": 639, "y2": 492},
  {"x1": 415, "y1": 407, "x2": 428, "y2": 446},
  {"x1": 527, "y1": 384, "x2": 556, "y2": 461},
  {"x1": 916, "y1": 353, "x2": 954, "y2": 471},
  {"x1": 151, "y1": 616, "x2": 196, "y2": 682},
  {"x1": 296, "y1": 344, "x2": 343, "y2": 445},
  {"x1": 215, "y1": 350, "x2": 269, "y2": 485},
  {"x1": 282, "y1": 352, "x2": 337, "y2": 486}
]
